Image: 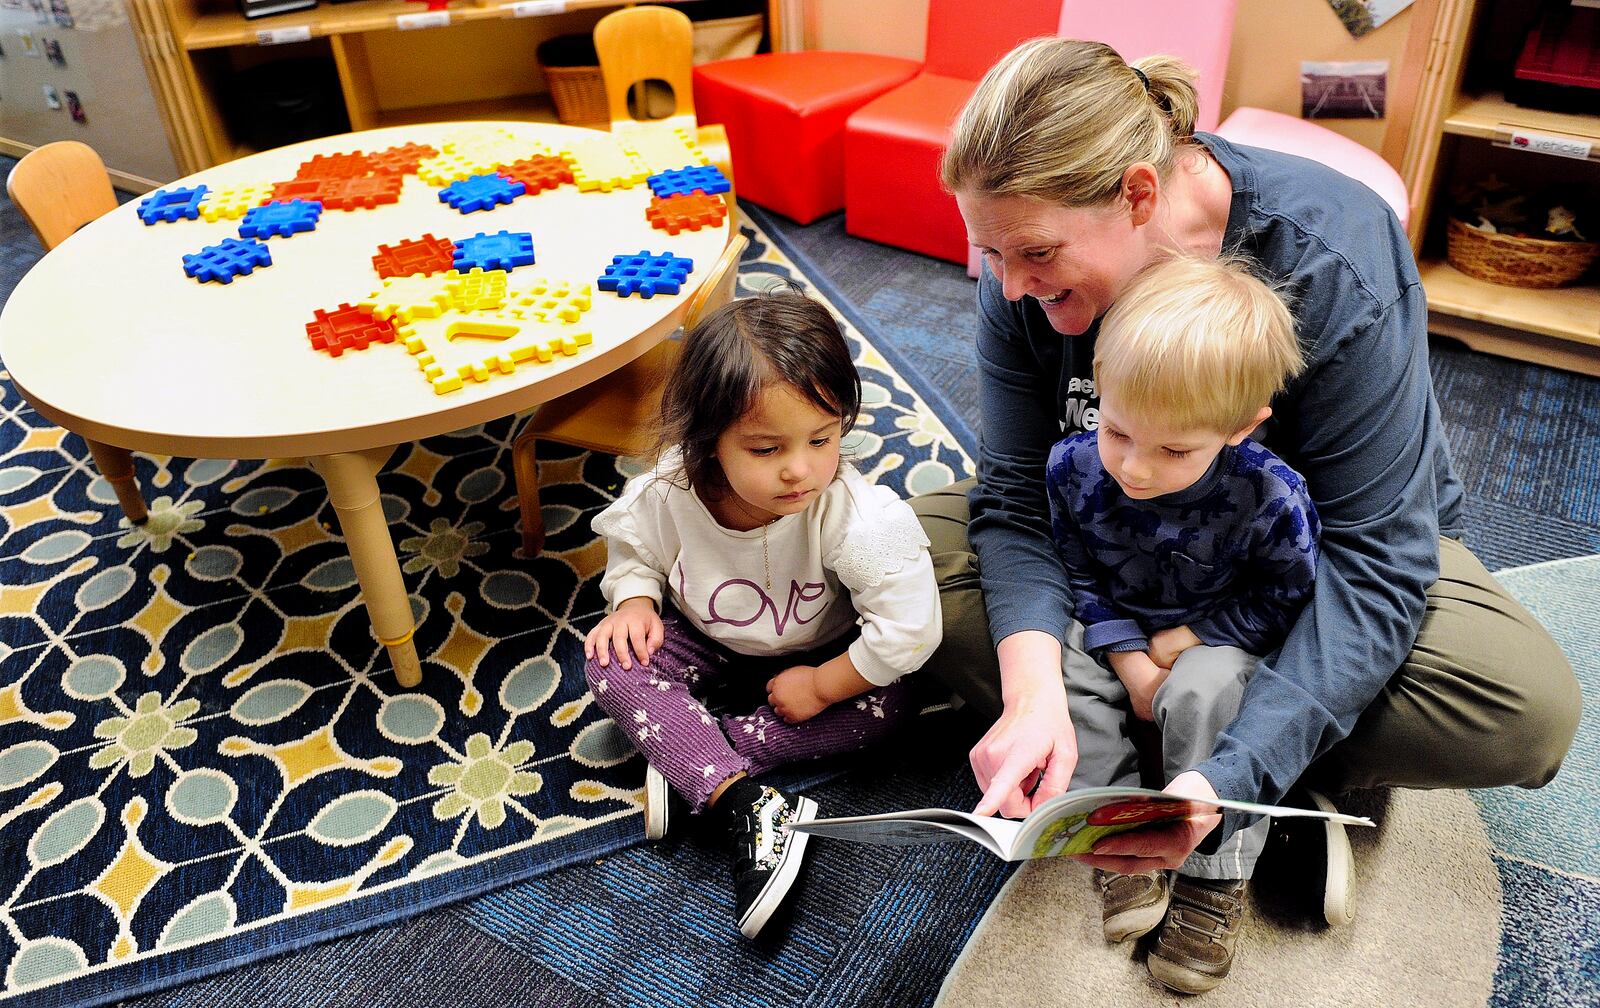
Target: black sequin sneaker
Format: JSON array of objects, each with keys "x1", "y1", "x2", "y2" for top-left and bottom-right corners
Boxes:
[{"x1": 719, "y1": 779, "x2": 817, "y2": 939}]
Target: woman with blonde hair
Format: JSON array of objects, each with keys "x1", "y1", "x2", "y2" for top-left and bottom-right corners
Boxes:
[{"x1": 915, "y1": 37, "x2": 1580, "y2": 993}]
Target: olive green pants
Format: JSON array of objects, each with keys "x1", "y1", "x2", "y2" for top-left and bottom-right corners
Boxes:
[{"x1": 912, "y1": 479, "x2": 1582, "y2": 794}]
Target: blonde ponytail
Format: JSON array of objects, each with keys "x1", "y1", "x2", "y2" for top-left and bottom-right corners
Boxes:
[{"x1": 942, "y1": 38, "x2": 1203, "y2": 208}]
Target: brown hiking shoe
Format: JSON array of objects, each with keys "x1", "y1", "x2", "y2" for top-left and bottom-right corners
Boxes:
[
  {"x1": 1094, "y1": 868, "x2": 1171, "y2": 942},
  {"x1": 1148, "y1": 876, "x2": 1248, "y2": 994}
]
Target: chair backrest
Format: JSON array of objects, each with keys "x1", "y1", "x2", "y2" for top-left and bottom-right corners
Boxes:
[
  {"x1": 924, "y1": 0, "x2": 1062, "y2": 81},
  {"x1": 594, "y1": 4, "x2": 696, "y2": 126},
  {"x1": 6, "y1": 140, "x2": 119, "y2": 251},
  {"x1": 684, "y1": 232, "x2": 749, "y2": 329},
  {"x1": 1057, "y1": 0, "x2": 1235, "y2": 132}
]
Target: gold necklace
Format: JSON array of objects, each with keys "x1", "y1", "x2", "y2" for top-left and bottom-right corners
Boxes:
[
  {"x1": 761, "y1": 520, "x2": 771, "y2": 591},
  {"x1": 731, "y1": 495, "x2": 775, "y2": 591}
]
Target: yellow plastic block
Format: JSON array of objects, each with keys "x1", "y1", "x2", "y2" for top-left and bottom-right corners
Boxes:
[
  {"x1": 441, "y1": 268, "x2": 510, "y2": 313},
  {"x1": 615, "y1": 122, "x2": 709, "y2": 175},
  {"x1": 444, "y1": 318, "x2": 521, "y2": 343},
  {"x1": 360, "y1": 275, "x2": 453, "y2": 324},
  {"x1": 558, "y1": 137, "x2": 650, "y2": 193},
  {"x1": 200, "y1": 183, "x2": 275, "y2": 222},
  {"x1": 506, "y1": 278, "x2": 593, "y2": 324}
]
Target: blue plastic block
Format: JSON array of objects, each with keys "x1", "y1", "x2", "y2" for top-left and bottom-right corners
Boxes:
[
  {"x1": 238, "y1": 199, "x2": 324, "y2": 239},
  {"x1": 452, "y1": 231, "x2": 536, "y2": 272},
  {"x1": 597, "y1": 250, "x2": 694, "y2": 298},
  {"x1": 182, "y1": 237, "x2": 273, "y2": 284},
  {"x1": 138, "y1": 186, "x2": 209, "y2": 225},
  {"x1": 646, "y1": 166, "x2": 730, "y2": 199},
  {"x1": 439, "y1": 173, "x2": 527, "y2": 214}
]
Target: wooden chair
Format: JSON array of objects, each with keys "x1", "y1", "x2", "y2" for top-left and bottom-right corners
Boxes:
[
  {"x1": 511, "y1": 232, "x2": 748, "y2": 556},
  {"x1": 593, "y1": 4, "x2": 736, "y2": 204},
  {"x1": 6, "y1": 141, "x2": 148, "y2": 524}
]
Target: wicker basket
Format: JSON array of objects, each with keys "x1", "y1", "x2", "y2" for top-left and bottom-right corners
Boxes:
[
  {"x1": 1445, "y1": 216, "x2": 1600, "y2": 289},
  {"x1": 542, "y1": 63, "x2": 609, "y2": 126},
  {"x1": 537, "y1": 34, "x2": 609, "y2": 126}
]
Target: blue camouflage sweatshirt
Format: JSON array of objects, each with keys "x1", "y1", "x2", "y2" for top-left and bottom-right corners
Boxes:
[
  {"x1": 1046, "y1": 433, "x2": 1320, "y2": 658},
  {"x1": 969, "y1": 133, "x2": 1464, "y2": 845}
]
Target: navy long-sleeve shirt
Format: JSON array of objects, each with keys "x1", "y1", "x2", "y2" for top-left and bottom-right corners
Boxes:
[
  {"x1": 968, "y1": 133, "x2": 1464, "y2": 844},
  {"x1": 1046, "y1": 433, "x2": 1320, "y2": 657}
]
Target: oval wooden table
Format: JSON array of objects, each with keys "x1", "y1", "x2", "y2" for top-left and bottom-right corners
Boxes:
[{"x1": 0, "y1": 121, "x2": 730, "y2": 686}]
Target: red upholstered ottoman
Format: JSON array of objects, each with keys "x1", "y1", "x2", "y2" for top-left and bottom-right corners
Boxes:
[
  {"x1": 840, "y1": 0, "x2": 1062, "y2": 262},
  {"x1": 693, "y1": 51, "x2": 921, "y2": 225},
  {"x1": 843, "y1": 72, "x2": 976, "y2": 263}
]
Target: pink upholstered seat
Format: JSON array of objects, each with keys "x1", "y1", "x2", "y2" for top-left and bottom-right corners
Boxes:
[{"x1": 1215, "y1": 106, "x2": 1410, "y2": 227}]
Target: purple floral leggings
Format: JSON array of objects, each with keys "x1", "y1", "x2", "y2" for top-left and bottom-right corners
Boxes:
[{"x1": 584, "y1": 612, "x2": 917, "y2": 811}]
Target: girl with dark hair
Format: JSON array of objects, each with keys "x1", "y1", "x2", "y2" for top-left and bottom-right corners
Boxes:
[{"x1": 582, "y1": 290, "x2": 942, "y2": 940}]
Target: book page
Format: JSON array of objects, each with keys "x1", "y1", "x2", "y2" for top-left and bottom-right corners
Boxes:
[{"x1": 794, "y1": 808, "x2": 1025, "y2": 860}]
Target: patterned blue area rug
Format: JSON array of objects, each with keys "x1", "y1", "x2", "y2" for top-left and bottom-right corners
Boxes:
[{"x1": 0, "y1": 217, "x2": 973, "y2": 1008}]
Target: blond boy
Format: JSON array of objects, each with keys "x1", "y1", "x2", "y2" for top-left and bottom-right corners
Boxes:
[{"x1": 1045, "y1": 256, "x2": 1318, "y2": 993}]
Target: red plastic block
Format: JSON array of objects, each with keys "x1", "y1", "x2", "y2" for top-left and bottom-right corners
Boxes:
[
  {"x1": 645, "y1": 192, "x2": 728, "y2": 234},
  {"x1": 497, "y1": 155, "x2": 574, "y2": 194},
  {"x1": 373, "y1": 233, "x2": 458, "y2": 278},
  {"x1": 368, "y1": 143, "x2": 440, "y2": 176},
  {"x1": 296, "y1": 152, "x2": 375, "y2": 181},
  {"x1": 267, "y1": 178, "x2": 333, "y2": 205},
  {"x1": 306, "y1": 304, "x2": 398, "y2": 357},
  {"x1": 317, "y1": 174, "x2": 404, "y2": 210}
]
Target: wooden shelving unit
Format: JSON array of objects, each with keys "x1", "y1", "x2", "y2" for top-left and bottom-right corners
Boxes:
[
  {"x1": 132, "y1": 0, "x2": 777, "y2": 175},
  {"x1": 1395, "y1": 0, "x2": 1600, "y2": 376}
]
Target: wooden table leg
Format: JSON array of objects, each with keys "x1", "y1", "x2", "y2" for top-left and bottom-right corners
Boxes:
[
  {"x1": 83, "y1": 438, "x2": 148, "y2": 525},
  {"x1": 309, "y1": 446, "x2": 422, "y2": 688}
]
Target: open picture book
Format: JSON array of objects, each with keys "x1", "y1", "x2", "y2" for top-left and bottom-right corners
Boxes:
[{"x1": 790, "y1": 786, "x2": 1375, "y2": 862}]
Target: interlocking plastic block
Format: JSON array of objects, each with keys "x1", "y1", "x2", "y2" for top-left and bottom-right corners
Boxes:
[
  {"x1": 616, "y1": 122, "x2": 709, "y2": 174},
  {"x1": 439, "y1": 173, "x2": 527, "y2": 214},
  {"x1": 441, "y1": 268, "x2": 509, "y2": 312},
  {"x1": 645, "y1": 192, "x2": 728, "y2": 235},
  {"x1": 295, "y1": 152, "x2": 374, "y2": 181},
  {"x1": 267, "y1": 178, "x2": 331, "y2": 205},
  {"x1": 559, "y1": 137, "x2": 650, "y2": 193},
  {"x1": 452, "y1": 231, "x2": 535, "y2": 273},
  {"x1": 372, "y1": 233, "x2": 458, "y2": 278},
  {"x1": 200, "y1": 183, "x2": 274, "y2": 222},
  {"x1": 359, "y1": 274, "x2": 454, "y2": 323},
  {"x1": 238, "y1": 198, "x2": 323, "y2": 239},
  {"x1": 182, "y1": 236, "x2": 272, "y2": 284},
  {"x1": 139, "y1": 186, "x2": 209, "y2": 224},
  {"x1": 506, "y1": 277, "x2": 593, "y2": 324},
  {"x1": 598, "y1": 250, "x2": 694, "y2": 298},
  {"x1": 416, "y1": 151, "x2": 493, "y2": 187},
  {"x1": 496, "y1": 155, "x2": 573, "y2": 194},
  {"x1": 401, "y1": 314, "x2": 594, "y2": 394},
  {"x1": 647, "y1": 165, "x2": 730, "y2": 199},
  {"x1": 441, "y1": 126, "x2": 519, "y2": 154},
  {"x1": 366, "y1": 142, "x2": 439, "y2": 176},
  {"x1": 316, "y1": 174, "x2": 404, "y2": 211},
  {"x1": 305, "y1": 303, "x2": 397, "y2": 356}
]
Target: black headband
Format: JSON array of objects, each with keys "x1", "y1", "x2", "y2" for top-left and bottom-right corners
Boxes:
[{"x1": 1132, "y1": 66, "x2": 1150, "y2": 91}]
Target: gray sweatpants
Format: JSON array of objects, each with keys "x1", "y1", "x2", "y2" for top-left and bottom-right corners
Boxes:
[{"x1": 1061, "y1": 621, "x2": 1268, "y2": 880}]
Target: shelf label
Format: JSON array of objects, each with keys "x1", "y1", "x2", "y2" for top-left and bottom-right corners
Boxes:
[
  {"x1": 396, "y1": 10, "x2": 451, "y2": 29},
  {"x1": 255, "y1": 24, "x2": 311, "y2": 44},
  {"x1": 1507, "y1": 129, "x2": 1593, "y2": 162},
  {"x1": 510, "y1": 0, "x2": 566, "y2": 15}
]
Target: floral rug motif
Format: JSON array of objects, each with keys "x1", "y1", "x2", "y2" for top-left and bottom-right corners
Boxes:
[{"x1": 0, "y1": 217, "x2": 973, "y2": 1008}]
